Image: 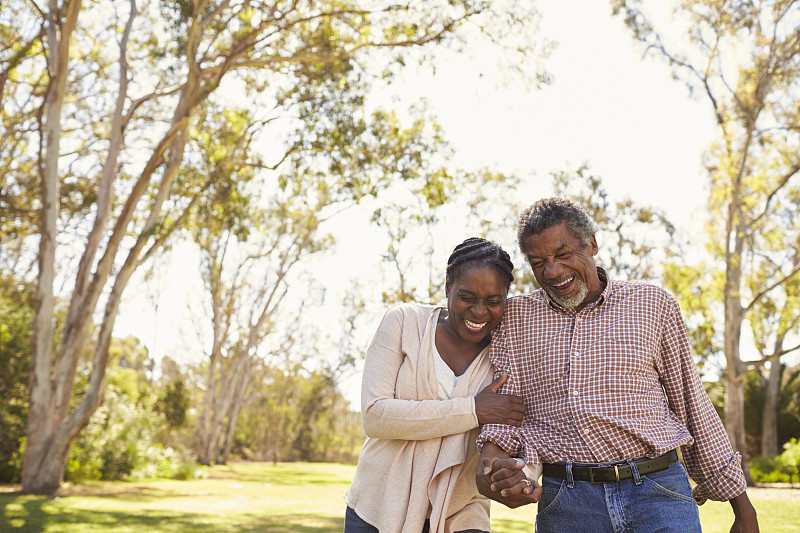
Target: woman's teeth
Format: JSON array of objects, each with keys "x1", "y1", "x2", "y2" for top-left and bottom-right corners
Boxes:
[{"x1": 464, "y1": 319, "x2": 487, "y2": 332}]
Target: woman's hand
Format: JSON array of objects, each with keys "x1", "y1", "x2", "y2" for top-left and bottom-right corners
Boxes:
[{"x1": 475, "y1": 372, "x2": 525, "y2": 426}]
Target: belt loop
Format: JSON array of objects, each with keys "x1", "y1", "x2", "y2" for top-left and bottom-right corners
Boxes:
[
  {"x1": 627, "y1": 459, "x2": 643, "y2": 485},
  {"x1": 566, "y1": 461, "x2": 575, "y2": 488}
]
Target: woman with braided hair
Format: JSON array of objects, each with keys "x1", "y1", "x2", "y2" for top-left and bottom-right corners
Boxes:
[{"x1": 344, "y1": 237, "x2": 525, "y2": 533}]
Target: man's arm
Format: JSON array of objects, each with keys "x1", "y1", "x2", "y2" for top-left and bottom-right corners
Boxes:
[
  {"x1": 475, "y1": 442, "x2": 541, "y2": 508},
  {"x1": 658, "y1": 294, "x2": 758, "y2": 532},
  {"x1": 729, "y1": 492, "x2": 759, "y2": 533}
]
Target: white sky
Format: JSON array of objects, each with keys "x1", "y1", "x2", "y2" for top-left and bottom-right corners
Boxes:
[{"x1": 116, "y1": 1, "x2": 724, "y2": 405}]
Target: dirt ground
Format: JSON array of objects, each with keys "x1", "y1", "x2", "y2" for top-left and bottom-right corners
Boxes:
[{"x1": 749, "y1": 484, "x2": 800, "y2": 501}]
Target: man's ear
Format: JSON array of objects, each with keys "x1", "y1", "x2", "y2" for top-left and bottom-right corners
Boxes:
[{"x1": 589, "y1": 235, "x2": 599, "y2": 256}]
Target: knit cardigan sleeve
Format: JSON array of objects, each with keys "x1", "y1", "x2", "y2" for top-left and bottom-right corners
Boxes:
[{"x1": 361, "y1": 304, "x2": 480, "y2": 441}]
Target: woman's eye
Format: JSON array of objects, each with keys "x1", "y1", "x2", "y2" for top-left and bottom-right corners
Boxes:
[{"x1": 460, "y1": 296, "x2": 475, "y2": 303}]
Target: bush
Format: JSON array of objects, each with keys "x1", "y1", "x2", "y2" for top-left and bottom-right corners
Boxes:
[
  {"x1": 66, "y1": 383, "x2": 199, "y2": 482},
  {"x1": 750, "y1": 438, "x2": 800, "y2": 484}
]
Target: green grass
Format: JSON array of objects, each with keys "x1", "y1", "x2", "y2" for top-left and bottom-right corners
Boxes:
[{"x1": 1, "y1": 462, "x2": 798, "y2": 532}]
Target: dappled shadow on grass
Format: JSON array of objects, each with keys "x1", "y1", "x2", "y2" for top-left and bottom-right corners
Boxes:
[
  {"x1": 0, "y1": 495, "x2": 49, "y2": 533},
  {"x1": 0, "y1": 501, "x2": 345, "y2": 533},
  {"x1": 58, "y1": 482, "x2": 186, "y2": 500}
]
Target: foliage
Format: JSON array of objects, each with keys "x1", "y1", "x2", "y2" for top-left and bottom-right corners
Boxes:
[
  {"x1": 743, "y1": 365, "x2": 800, "y2": 456},
  {"x1": 66, "y1": 377, "x2": 197, "y2": 482},
  {"x1": 233, "y1": 363, "x2": 363, "y2": 464},
  {"x1": 0, "y1": 275, "x2": 34, "y2": 482},
  {"x1": 750, "y1": 438, "x2": 800, "y2": 484},
  {"x1": 155, "y1": 379, "x2": 190, "y2": 431},
  {"x1": 705, "y1": 365, "x2": 800, "y2": 458}
]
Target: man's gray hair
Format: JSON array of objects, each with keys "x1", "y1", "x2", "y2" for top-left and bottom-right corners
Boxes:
[{"x1": 517, "y1": 197, "x2": 596, "y2": 254}]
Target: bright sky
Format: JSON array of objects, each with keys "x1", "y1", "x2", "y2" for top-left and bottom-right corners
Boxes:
[
  {"x1": 412, "y1": 0, "x2": 714, "y2": 230},
  {"x1": 116, "y1": 1, "x2": 722, "y2": 405}
]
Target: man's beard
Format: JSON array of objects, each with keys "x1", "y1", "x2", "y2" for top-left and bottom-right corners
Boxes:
[{"x1": 545, "y1": 276, "x2": 588, "y2": 309}]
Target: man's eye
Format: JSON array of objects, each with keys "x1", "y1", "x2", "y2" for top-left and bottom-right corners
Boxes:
[
  {"x1": 486, "y1": 300, "x2": 503, "y2": 306},
  {"x1": 557, "y1": 252, "x2": 572, "y2": 259},
  {"x1": 460, "y1": 295, "x2": 475, "y2": 303},
  {"x1": 530, "y1": 261, "x2": 543, "y2": 268}
]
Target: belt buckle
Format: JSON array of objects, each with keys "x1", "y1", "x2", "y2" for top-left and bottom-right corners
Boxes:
[{"x1": 589, "y1": 464, "x2": 620, "y2": 483}]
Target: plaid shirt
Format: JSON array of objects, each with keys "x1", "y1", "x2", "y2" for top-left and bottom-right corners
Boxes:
[{"x1": 478, "y1": 268, "x2": 747, "y2": 503}]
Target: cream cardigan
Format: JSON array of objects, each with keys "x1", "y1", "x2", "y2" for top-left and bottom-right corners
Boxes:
[{"x1": 345, "y1": 304, "x2": 494, "y2": 533}]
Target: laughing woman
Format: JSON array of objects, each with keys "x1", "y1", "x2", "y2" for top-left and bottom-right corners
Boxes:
[{"x1": 344, "y1": 237, "x2": 524, "y2": 533}]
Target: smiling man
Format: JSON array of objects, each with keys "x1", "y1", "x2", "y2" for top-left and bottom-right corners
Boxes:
[{"x1": 474, "y1": 197, "x2": 759, "y2": 533}]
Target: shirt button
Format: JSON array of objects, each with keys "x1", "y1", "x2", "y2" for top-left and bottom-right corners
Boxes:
[
  {"x1": 573, "y1": 351, "x2": 580, "y2": 357},
  {"x1": 584, "y1": 428, "x2": 591, "y2": 434},
  {"x1": 572, "y1": 390, "x2": 579, "y2": 396}
]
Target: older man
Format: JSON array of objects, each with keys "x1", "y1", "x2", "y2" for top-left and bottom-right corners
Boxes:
[{"x1": 476, "y1": 197, "x2": 758, "y2": 532}]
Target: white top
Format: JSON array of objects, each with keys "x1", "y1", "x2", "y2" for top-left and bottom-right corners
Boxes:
[{"x1": 431, "y1": 309, "x2": 465, "y2": 400}]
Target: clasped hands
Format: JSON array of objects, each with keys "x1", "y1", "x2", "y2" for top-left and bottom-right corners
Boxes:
[{"x1": 475, "y1": 442, "x2": 542, "y2": 508}]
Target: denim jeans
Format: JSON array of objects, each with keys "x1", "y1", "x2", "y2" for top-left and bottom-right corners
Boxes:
[
  {"x1": 344, "y1": 506, "x2": 378, "y2": 533},
  {"x1": 344, "y1": 506, "x2": 489, "y2": 533},
  {"x1": 535, "y1": 461, "x2": 701, "y2": 533}
]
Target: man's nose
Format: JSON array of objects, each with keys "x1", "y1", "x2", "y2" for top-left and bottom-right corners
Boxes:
[{"x1": 543, "y1": 260, "x2": 564, "y2": 278}]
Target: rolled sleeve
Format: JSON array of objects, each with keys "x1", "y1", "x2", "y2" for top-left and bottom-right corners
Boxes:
[
  {"x1": 659, "y1": 297, "x2": 748, "y2": 503},
  {"x1": 690, "y1": 451, "x2": 747, "y2": 504}
]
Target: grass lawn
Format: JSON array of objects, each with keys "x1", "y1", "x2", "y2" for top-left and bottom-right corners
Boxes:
[{"x1": 1, "y1": 462, "x2": 798, "y2": 532}]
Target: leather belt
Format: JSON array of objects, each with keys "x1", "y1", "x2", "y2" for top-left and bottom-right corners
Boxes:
[{"x1": 542, "y1": 449, "x2": 679, "y2": 483}]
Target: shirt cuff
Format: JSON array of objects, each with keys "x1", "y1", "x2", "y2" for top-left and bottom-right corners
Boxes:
[
  {"x1": 476, "y1": 424, "x2": 523, "y2": 458},
  {"x1": 691, "y1": 452, "x2": 748, "y2": 504}
]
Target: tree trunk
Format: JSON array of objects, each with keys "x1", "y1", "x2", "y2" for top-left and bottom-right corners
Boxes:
[
  {"x1": 723, "y1": 221, "x2": 753, "y2": 484},
  {"x1": 207, "y1": 352, "x2": 249, "y2": 463},
  {"x1": 761, "y1": 361, "x2": 782, "y2": 457},
  {"x1": 22, "y1": 0, "x2": 82, "y2": 495},
  {"x1": 197, "y1": 345, "x2": 222, "y2": 465},
  {"x1": 221, "y1": 356, "x2": 251, "y2": 464}
]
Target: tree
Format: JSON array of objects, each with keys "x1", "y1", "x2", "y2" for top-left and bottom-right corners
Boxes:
[
  {"x1": 4, "y1": 0, "x2": 549, "y2": 493},
  {"x1": 612, "y1": 0, "x2": 800, "y2": 483},
  {"x1": 749, "y1": 262, "x2": 800, "y2": 456}
]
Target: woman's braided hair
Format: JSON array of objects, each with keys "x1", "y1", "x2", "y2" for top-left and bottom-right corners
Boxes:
[{"x1": 445, "y1": 237, "x2": 514, "y2": 291}]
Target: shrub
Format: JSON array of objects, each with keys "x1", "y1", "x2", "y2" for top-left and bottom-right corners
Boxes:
[
  {"x1": 750, "y1": 438, "x2": 800, "y2": 484},
  {"x1": 66, "y1": 383, "x2": 199, "y2": 482}
]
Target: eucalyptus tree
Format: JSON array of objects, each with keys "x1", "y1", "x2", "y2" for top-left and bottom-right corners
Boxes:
[
  {"x1": 749, "y1": 257, "x2": 800, "y2": 456},
  {"x1": 2, "y1": 0, "x2": 549, "y2": 493},
  {"x1": 612, "y1": 0, "x2": 800, "y2": 480}
]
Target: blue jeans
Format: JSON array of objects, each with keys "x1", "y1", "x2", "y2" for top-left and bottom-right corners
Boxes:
[
  {"x1": 344, "y1": 506, "x2": 488, "y2": 533},
  {"x1": 535, "y1": 461, "x2": 701, "y2": 533}
]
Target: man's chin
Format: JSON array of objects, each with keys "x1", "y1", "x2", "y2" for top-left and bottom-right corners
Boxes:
[{"x1": 546, "y1": 287, "x2": 587, "y2": 309}]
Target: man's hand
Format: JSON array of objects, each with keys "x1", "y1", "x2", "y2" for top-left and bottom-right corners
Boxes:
[
  {"x1": 474, "y1": 372, "x2": 525, "y2": 427},
  {"x1": 729, "y1": 492, "x2": 759, "y2": 533},
  {"x1": 475, "y1": 442, "x2": 541, "y2": 508}
]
